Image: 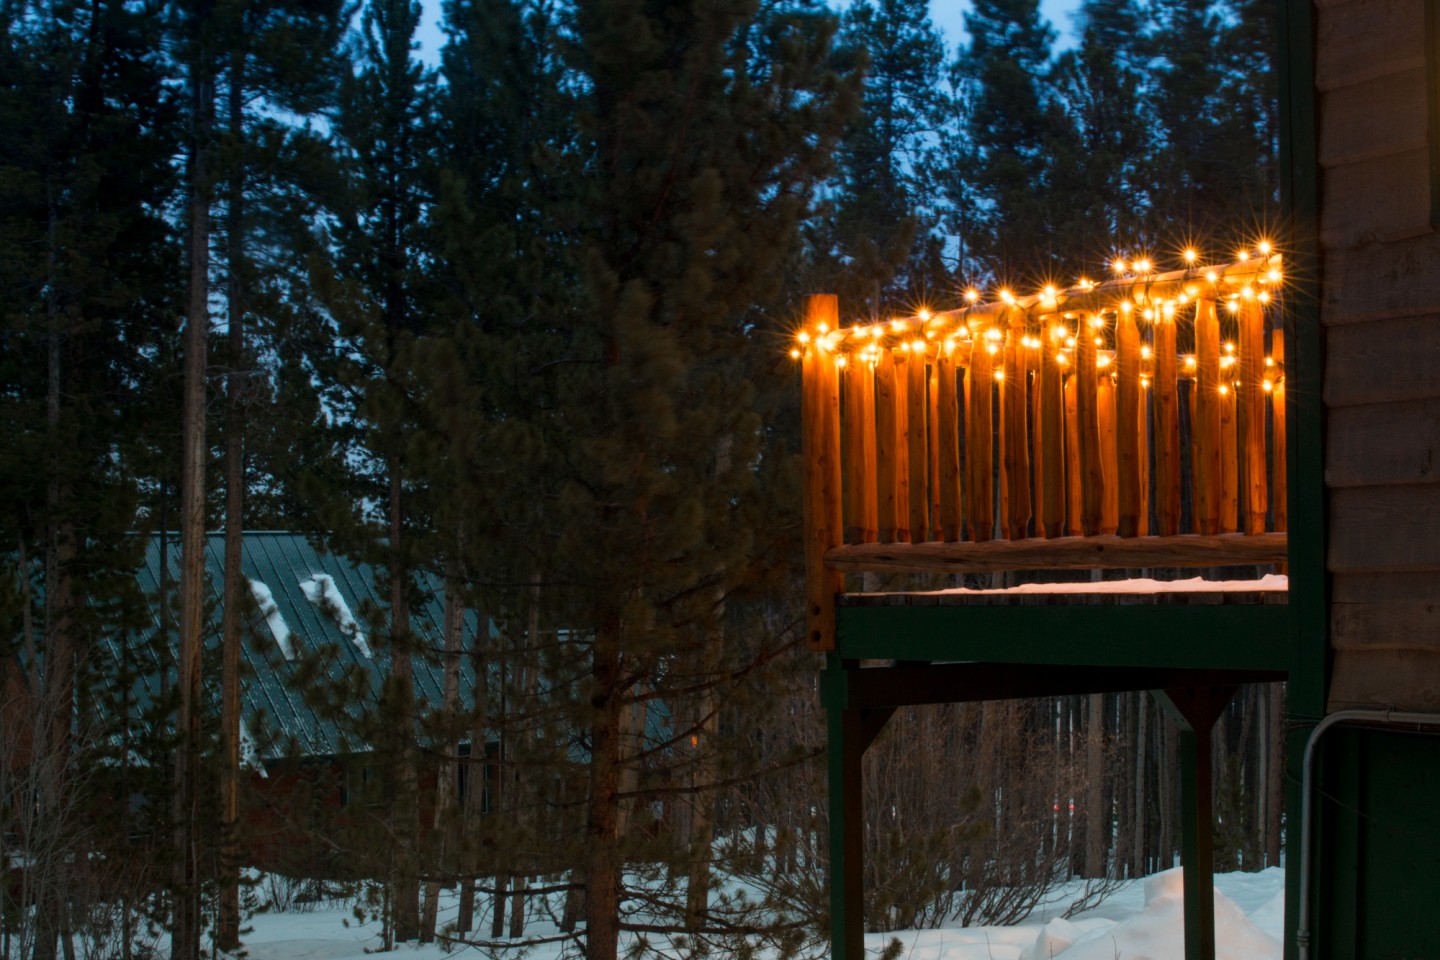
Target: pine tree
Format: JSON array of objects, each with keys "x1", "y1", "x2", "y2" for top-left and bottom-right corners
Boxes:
[
  {"x1": 0, "y1": 2, "x2": 179, "y2": 956},
  {"x1": 554, "y1": 2, "x2": 852, "y2": 956},
  {"x1": 823, "y1": 0, "x2": 947, "y2": 313},
  {"x1": 311, "y1": 0, "x2": 437, "y2": 942},
  {"x1": 953, "y1": 0, "x2": 1070, "y2": 284}
]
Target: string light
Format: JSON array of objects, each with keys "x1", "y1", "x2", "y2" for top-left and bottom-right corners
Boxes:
[{"x1": 1183, "y1": 248, "x2": 1199, "y2": 265}]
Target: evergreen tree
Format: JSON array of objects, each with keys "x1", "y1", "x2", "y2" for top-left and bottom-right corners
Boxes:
[
  {"x1": 0, "y1": 2, "x2": 179, "y2": 956},
  {"x1": 311, "y1": 0, "x2": 437, "y2": 942},
  {"x1": 554, "y1": 1, "x2": 852, "y2": 956},
  {"x1": 953, "y1": 0, "x2": 1071, "y2": 284},
  {"x1": 823, "y1": 0, "x2": 946, "y2": 313}
]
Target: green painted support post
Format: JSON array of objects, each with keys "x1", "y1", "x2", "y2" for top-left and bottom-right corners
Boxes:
[
  {"x1": 1159, "y1": 685, "x2": 1238, "y2": 960},
  {"x1": 1178, "y1": 724, "x2": 1216, "y2": 960},
  {"x1": 827, "y1": 706, "x2": 864, "y2": 960}
]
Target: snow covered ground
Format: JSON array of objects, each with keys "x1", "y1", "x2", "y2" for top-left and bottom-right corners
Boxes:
[{"x1": 239, "y1": 867, "x2": 1284, "y2": 960}]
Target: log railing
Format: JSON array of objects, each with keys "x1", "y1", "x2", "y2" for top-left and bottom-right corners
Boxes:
[{"x1": 799, "y1": 256, "x2": 1289, "y2": 650}]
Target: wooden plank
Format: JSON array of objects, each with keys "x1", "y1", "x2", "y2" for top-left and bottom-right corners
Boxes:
[
  {"x1": 1116, "y1": 307, "x2": 1143, "y2": 537},
  {"x1": 824, "y1": 532, "x2": 1290, "y2": 574},
  {"x1": 1003, "y1": 329, "x2": 1031, "y2": 539},
  {"x1": 1329, "y1": 483, "x2": 1440, "y2": 571},
  {"x1": 968, "y1": 336, "x2": 995, "y2": 542},
  {"x1": 1154, "y1": 319, "x2": 1181, "y2": 535},
  {"x1": 1271, "y1": 331, "x2": 1288, "y2": 532},
  {"x1": 1065, "y1": 372, "x2": 1082, "y2": 536},
  {"x1": 1099, "y1": 374, "x2": 1119, "y2": 535},
  {"x1": 1318, "y1": 67, "x2": 1427, "y2": 168},
  {"x1": 1077, "y1": 314, "x2": 1104, "y2": 535},
  {"x1": 1040, "y1": 335, "x2": 1065, "y2": 537},
  {"x1": 1320, "y1": 148, "x2": 1431, "y2": 249},
  {"x1": 1333, "y1": 571, "x2": 1440, "y2": 649},
  {"x1": 937, "y1": 349, "x2": 962, "y2": 541},
  {"x1": 1324, "y1": 315, "x2": 1440, "y2": 404},
  {"x1": 1327, "y1": 396, "x2": 1440, "y2": 487},
  {"x1": 842, "y1": 358, "x2": 878, "y2": 543},
  {"x1": 906, "y1": 344, "x2": 929, "y2": 542},
  {"x1": 802, "y1": 294, "x2": 844, "y2": 651},
  {"x1": 1194, "y1": 299, "x2": 1223, "y2": 534},
  {"x1": 1328, "y1": 647, "x2": 1440, "y2": 712},
  {"x1": 874, "y1": 348, "x2": 906, "y2": 543},
  {"x1": 1317, "y1": 0, "x2": 1426, "y2": 92},
  {"x1": 1322, "y1": 231, "x2": 1440, "y2": 327},
  {"x1": 1238, "y1": 300, "x2": 1268, "y2": 533}
]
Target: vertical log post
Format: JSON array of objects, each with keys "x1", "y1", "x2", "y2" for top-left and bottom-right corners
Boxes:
[
  {"x1": 842, "y1": 358, "x2": 878, "y2": 544},
  {"x1": 937, "y1": 346, "x2": 963, "y2": 541},
  {"x1": 1116, "y1": 306, "x2": 1143, "y2": 537},
  {"x1": 1238, "y1": 299, "x2": 1268, "y2": 534},
  {"x1": 1193, "y1": 298, "x2": 1223, "y2": 535},
  {"x1": 1220, "y1": 376, "x2": 1239, "y2": 534},
  {"x1": 928, "y1": 358, "x2": 942, "y2": 541},
  {"x1": 875, "y1": 348, "x2": 907, "y2": 543},
  {"x1": 1064, "y1": 371, "x2": 1082, "y2": 536},
  {"x1": 1040, "y1": 331, "x2": 1065, "y2": 538},
  {"x1": 1153, "y1": 315, "x2": 1181, "y2": 535},
  {"x1": 1077, "y1": 314, "x2": 1104, "y2": 536},
  {"x1": 907, "y1": 341, "x2": 929, "y2": 542},
  {"x1": 1003, "y1": 322, "x2": 1031, "y2": 540},
  {"x1": 802, "y1": 295, "x2": 844, "y2": 651},
  {"x1": 1271, "y1": 331, "x2": 1288, "y2": 532},
  {"x1": 1099, "y1": 370, "x2": 1119, "y2": 536},
  {"x1": 968, "y1": 333, "x2": 995, "y2": 542}
]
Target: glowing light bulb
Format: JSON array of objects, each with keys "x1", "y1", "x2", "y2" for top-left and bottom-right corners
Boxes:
[
  {"x1": 1043, "y1": 284, "x2": 1058, "y2": 300},
  {"x1": 1258, "y1": 291, "x2": 1271, "y2": 304},
  {"x1": 1056, "y1": 353, "x2": 1069, "y2": 367},
  {"x1": 1219, "y1": 384, "x2": 1230, "y2": 396},
  {"x1": 1263, "y1": 380, "x2": 1274, "y2": 392},
  {"x1": 1183, "y1": 248, "x2": 1199, "y2": 265},
  {"x1": 818, "y1": 322, "x2": 829, "y2": 334},
  {"x1": 1112, "y1": 258, "x2": 1128, "y2": 274},
  {"x1": 1257, "y1": 240, "x2": 1272, "y2": 256},
  {"x1": 986, "y1": 327, "x2": 1003, "y2": 342},
  {"x1": 1143, "y1": 308, "x2": 1155, "y2": 321},
  {"x1": 1134, "y1": 258, "x2": 1153, "y2": 274},
  {"x1": 994, "y1": 369, "x2": 1005, "y2": 381},
  {"x1": 798, "y1": 332, "x2": 810, "y2": 344},
  {"x1": 999, "y1": 288, "x2": 1015, "y2": 304},
  {"x1": 836, "y1": 354, "x2": 847, "y2": 368},
  {"x1": 1098, "y1": 354, "x2": 1112, "y2": 368},
  {"x1": 918, "y1": 308, "x2": 932, "y2": 321},
  {"x1": 1141, "y1": 345, "x2": 1152, "y2": 360},
  {"x1": 911, "y1": 339, "x2": 925, "y2": 352},
  {"x1": 1184, "y1": 355, "x2": 1197, "y2": 369},
  {"x1": 1267, "y1": 268, "x2": 1282, "y2": 284},
  {"x1": 789, "y1": 348, "x2": 801, "y2": 359},
  {"x1": 1237, "y1": 250, "x2": 1250, "y2": 262},
  {"x1": 1265, "y1": 356, "x2": 1275, "y2": 367},
  {"x1": 1205, "y1": 271, "x2": 1219, "y2": 284}
]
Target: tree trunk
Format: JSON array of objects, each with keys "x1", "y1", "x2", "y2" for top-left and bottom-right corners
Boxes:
[
  {"x1": 1084, "y1": 692, "x2": 1105, "y2": 879},
  {"x1": 1266, "y1": 683, "x2": 1284, "y2": 867},
  {"x1": 457, "y1": 598, "x2": 489, "y2": 936},
  {"x1": 173, "y1": 54, "x2": 212, "y2": 960},
  {"x1": 216, "y1": 52, "x2": 247, "y2": 952},
  {"x1": 387, "y1": 466, "x2": 420, "y2": 943},
  {"x1": 1132, "y1": 692, "x2": 1148, "y2": 877},
  {"x1": 583, "y1": 625, "x2": 623, "y2": 960}
]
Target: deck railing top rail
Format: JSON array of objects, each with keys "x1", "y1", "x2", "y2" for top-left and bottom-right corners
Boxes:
[{"x1": 798, "y1": 254, "x2": 1289, "y2": 650}]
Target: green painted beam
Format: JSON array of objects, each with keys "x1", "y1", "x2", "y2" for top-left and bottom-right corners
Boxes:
[{"x1": 836, "y1": 603, "x2": 1290, "y2": 670}]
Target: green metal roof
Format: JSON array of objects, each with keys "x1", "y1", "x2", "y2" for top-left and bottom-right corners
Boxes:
[{"x1": 131, "y1": 532, "x2": 480, "y2": 760}]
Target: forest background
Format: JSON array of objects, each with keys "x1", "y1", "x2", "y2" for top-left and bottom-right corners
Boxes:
[{"x1": 0, "y1": 0, "x2": 1281, "y2": 958}]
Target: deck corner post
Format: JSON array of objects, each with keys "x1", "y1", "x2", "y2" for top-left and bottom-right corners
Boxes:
[{"x1": 803, "y1": 294, "x2": 844, "y2": 651}]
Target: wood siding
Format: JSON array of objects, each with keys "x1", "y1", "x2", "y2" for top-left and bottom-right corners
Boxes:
[{"x1": 1320, "y1": 0, "x2": 1440, "y2": 711}]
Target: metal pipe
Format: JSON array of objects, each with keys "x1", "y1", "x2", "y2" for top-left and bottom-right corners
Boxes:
[{"x1": 1297, "y1": 708, "x2": 1440, "y2": 960}]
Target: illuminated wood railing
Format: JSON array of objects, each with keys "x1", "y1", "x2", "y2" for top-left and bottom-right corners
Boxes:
[{"x1": 799, "y1": 254, "x2": 1289, "y2": 649}]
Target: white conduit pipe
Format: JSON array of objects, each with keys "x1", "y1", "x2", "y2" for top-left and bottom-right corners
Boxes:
[{"x1": 1297, "y1": 708, "x2": 1440, "y2": 960}]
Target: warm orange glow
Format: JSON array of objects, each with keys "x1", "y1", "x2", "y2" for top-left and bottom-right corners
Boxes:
[
  {"x1": 964, "y1": 288, "x2": 980, "y2": 303},
  {"x1": 1134, "y1": 258, "x2": 1153, "y2": 274},
  {"x1": 917, "y1": 308, "x2": 932, "y2": 321},
  {"x1": 1183, "y1": 248, "x2": 1199, "y2": 265},
  {"x1": 790, "y1": 348, "x2": 801, "y2": 359}
]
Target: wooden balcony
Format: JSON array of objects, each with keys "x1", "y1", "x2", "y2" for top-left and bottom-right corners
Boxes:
[{"x1": 799, "y1": 256, "x2": 1289, "y2": 651}]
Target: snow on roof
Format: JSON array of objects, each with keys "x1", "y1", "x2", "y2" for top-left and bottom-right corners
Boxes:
[
  {"x1": 299, "y1": 573, "x2": 372, "y2": 659},
  {"x1": 249, "y1": 579, "x2": 297, "y2": 661}
]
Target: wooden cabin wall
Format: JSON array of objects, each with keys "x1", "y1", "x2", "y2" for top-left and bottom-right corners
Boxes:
[{"x1": 1318, "y1": 0, "x2": 1440, "y2": 711}]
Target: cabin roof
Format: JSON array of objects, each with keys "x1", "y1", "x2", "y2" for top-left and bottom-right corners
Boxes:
[{"x1": 123, "y1": 532, "x2": 480, "y2": 761}]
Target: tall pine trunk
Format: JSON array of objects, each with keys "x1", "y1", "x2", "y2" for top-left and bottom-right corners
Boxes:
[
  {"x1": 216, "y1": 51, "x2": 247, "y2": 952},
  {"x1": 172, "y1": 49, "x2": 211, "y2": 960},
  {"x1": 387, "y1": 465, "x2": 420, "y2": 943},
  {"x1": 583, "y1": 625, "x2": 623, "y2": 960}
]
